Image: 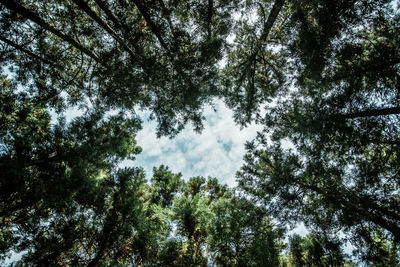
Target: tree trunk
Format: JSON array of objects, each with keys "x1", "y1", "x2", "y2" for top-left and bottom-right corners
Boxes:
[
  {"x1": 258, "y1": 0, "x2": 286, "y2": 46},
  {"x1": 207, "y1": 0, "x2": 213, "y2": 40}
]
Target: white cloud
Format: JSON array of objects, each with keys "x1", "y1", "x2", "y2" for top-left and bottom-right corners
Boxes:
[{"x1": 131, "y1": 99, "x2": 262, "y2": 187}]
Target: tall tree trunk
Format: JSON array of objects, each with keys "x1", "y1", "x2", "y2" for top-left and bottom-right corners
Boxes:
[
  {"x1": 257, "y1": 0, "x2": 286, "y2": 49},
  {"x1": 207, "y1": 0, "x2": 213, "y2": 40}
]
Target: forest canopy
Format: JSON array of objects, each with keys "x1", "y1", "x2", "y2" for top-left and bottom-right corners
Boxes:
[{"x1": 0, "y1": 0, "x2": 399, "y2": 266}]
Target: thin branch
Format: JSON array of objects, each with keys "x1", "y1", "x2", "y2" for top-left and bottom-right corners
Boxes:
[
  {"x1": 0, "y1": 35, "x2": 52, "y2": 65},
  {"x1": 94, "y1": 0, "x2": 123, "y2": 29},
  {"x1": 0, "y1": 0, "x2": 101, "y2": 62},
  {"x1": 0, "y1": 35, "x2": 85, "y2": 105},
  {"x1": 71, "y1": 0, "x2": 137, "y2": 59},
  {"x1": 340, "y1": 106, "x2": 400, "y2": 119},
  {"x1": 131, "y1": 0, "x2": 169, "y2": 52}
]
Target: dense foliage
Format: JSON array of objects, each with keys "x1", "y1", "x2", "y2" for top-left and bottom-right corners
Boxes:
[{"x1": 1, "y1": 0, "x2": 399, "y2": 265}]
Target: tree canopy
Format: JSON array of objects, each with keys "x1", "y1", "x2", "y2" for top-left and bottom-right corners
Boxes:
[{"x1": 1, "y1": 0, "x2": 399, "y2": 265}]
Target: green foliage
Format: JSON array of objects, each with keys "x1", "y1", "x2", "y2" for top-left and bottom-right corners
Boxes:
[
  {"x1": 0, "y1": 76, "x2": 146, "y2": 265},
  {"x1": 150, "y1": 165, "x2": 183, "y2": 207},
  {"x1": 354, "y1": 229, "x2": 400, "y2": 266},
  {"x1": 286, "y1": 234, "x2": 346, "y2": 267},
  {"x1": 209, "y1": 195, "x2": 282, "y2": 266},
  {"x1": 235, "y1": 0, "x2": 400, "y2": 259},
  {"x1": 0, "y1": 0, "x2": 237, "y2": 136},
  {"x1": 1, "y1": 0, "x2": 399, "y2": 265}
]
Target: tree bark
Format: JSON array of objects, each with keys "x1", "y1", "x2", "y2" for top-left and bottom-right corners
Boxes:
[
  {"x1": 258, "y1": 0, "x2": 286, "y2": 47},
  {"x1": 207, "y1": 0, "x2": 213, "y2": 40}
]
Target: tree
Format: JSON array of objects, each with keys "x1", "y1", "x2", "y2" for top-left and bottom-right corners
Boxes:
[
  {"x1": 0, "y1": 75, "x2": 150, "y2": 264},
  {"x1": 353, "y1": 229, "x2": 400, "y2": 266},
  {"x1": 208, "y1": 192, "x2": 283, "y2": 266},
  {"x1": 171, "y1": 176, "x2": 213, "y2": 266},
  {"x1": 1, "y1": 0, "x2": 399, "y2": 265},
  {"x1": 223, "y1": 0, "x2": 399, "y2": 125},
  {"x1": 286, "y1": 234, "x2": 347, "y2": 267},
  {"x1": 18, "y1": 167, "x2": 152, "y2": 266},
  {"x1": 236, "y1": 0, "x2": 400, "y2": 255},
  {"x1": 222, "y1": 0, "x2": 289, "y2": 125},
  {"x1": 0, "y1": 0, "x2": 237, "y2": 136},
  {"x1": 150, "y1": 165, "x2": 184, "y2": 208}
]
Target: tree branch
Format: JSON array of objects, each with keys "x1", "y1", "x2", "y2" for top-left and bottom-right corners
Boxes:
[
  {"x1": 131, "y1": 0, "x2": 169, "y2": 52},
  {"x1": 340, "y1": 106, "x2": 400, "y2": 119},
  {"x1": 0, "y1": 0, "x2": 101, "y2": 63},
  {"x1": 71, "y1": 0, "x2": 137, "y2": 59},
  {"x1": 0, "y1": 35, "x2": 52, "y2": 65}
]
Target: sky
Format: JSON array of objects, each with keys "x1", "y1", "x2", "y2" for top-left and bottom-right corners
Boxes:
[{"x1": 128, "y1": 99, "x2": 262, "y2": 187}]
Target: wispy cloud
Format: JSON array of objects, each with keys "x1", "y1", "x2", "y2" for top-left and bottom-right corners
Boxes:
[{"x1": 130, "y1": 99, "x2": 262, "y2": 187}]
